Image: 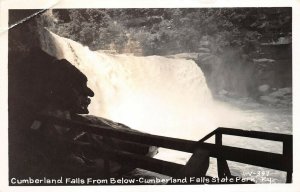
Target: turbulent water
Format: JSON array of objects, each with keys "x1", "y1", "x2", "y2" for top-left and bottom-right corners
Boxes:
[
  {"x1": 41, "y1": 29, "x2": 217, "y2": 139},
  {"x1": 41, "y1": 29, "x2": 292, "y2": 183}
]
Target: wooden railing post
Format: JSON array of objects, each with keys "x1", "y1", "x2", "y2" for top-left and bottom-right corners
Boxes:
[
  {"x1": 283, "y1": 137, "x2": 293, "y2": 183},
  {"x1": 216, "y1": 132, "x2": 231, "y2": 178}
]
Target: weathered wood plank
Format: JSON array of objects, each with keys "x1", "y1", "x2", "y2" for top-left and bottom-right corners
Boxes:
[{"x1": 217, "y1": 127, "x2": 292, "y2": 142}]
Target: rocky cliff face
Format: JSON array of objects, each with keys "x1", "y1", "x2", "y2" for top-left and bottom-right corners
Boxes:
[
  {"x1": 8, "y1": 11, "x2": 97, "y2": 178},
  {"x1": 167, "y1": 37, "x2": 292, "y2": 106}
]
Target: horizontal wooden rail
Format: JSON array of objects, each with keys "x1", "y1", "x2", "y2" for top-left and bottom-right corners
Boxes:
[
  {"x1": 37, "y1": 115, "x2": 196, "y2": 152},
  {"x1": 216, "y1": 127, "x2": 292, "y2": 142},
  {"x1": 214, "y1": 127, "x2": 293, "y2": 183},
  {"x1": 37, "y1": 115, "x2": 292, "y2": 174}
]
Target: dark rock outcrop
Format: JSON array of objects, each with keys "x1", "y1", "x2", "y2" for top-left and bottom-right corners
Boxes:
[
  {"x1": 9, "y1": 48, "x2": 157, "y2": 179},
  {"x1": 9, "y1": 48, "x2": 95, "y2": 178}
]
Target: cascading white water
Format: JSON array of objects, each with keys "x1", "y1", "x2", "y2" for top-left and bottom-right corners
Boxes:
[{"x1": 41, "y1": 30, "x2": 218, "y2": 140}]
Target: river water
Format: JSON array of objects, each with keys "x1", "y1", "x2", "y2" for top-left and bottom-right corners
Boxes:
[{"x1": 41, "y1": 29, "x2": 292, "y2": 184}]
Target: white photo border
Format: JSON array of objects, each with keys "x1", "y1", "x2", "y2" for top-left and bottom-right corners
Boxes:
[{"x1": 1, "y1": 0, "x2": 299, "y2": 191}]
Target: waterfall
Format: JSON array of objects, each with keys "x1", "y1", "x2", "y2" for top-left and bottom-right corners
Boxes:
[
  {"x1": 40, "y1": 29, "x2": 217, "y2": 140},
  {"x1": 39, "y1": 30, "x2": 290, "y2": 181}
]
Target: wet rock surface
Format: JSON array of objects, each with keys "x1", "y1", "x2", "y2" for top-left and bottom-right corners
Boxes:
[{"x1": 259, "y1": 87, "x2": 292, "y2": 107}]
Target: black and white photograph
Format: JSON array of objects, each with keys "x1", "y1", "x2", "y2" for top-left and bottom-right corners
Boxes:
[{"x1": 1, "y1": 0, "x2": 299, "y2": 191}]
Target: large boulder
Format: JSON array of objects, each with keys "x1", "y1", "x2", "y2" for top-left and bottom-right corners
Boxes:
[{"x1": 258, "y1": 84, "x2": 270, "y2": 94}]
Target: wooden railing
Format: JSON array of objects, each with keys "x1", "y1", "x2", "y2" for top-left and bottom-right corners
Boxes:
[
  {"x1": 37, "y1": 115, "x2": 293, "y2": 183},
  {"x1": 196, "y1": 127, "x2": 293, "y2": 183}
]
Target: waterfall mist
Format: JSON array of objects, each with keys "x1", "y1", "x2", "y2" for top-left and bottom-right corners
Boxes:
[{"x1": 41, "y1": 30, "x2": 225, "y2": 140}]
